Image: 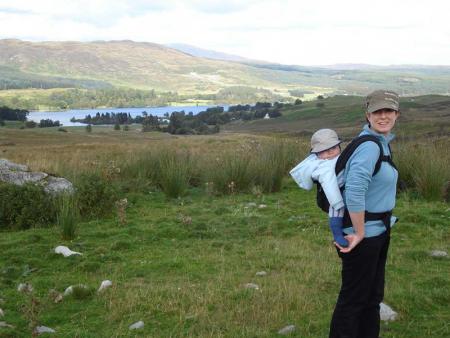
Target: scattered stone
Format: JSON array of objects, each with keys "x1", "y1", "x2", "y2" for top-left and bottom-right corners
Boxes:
[
  {"x1": 54, "y1": 246, "x2": 82, "y2": 257},
  {"x1": 0, "y1": 308, "x2": 4, "y2": 317},
  {"x1": 0, "y1": 159, "x2": 73, "y2": 194},
  {"x1": 63, "y1": 286, "x2": 74, "y2": 296},
  {"x1": 258, "y1": 204, "x2": 267, "y2": 209},
  {"x1": 255, "y1": 271, "x2": 267, "y2": 277},
  {"x1": 0, "y1": 321, "x2": 14, "y2": 328},
  {"x1": 98, "y1": 280, "x2": 113, "y2": 292},
  {"x1": 17, "y1": 282, "x2": 33, "y2": 293},
  {"x1": 244, "y1": 283, "x2": 260, "y2": 290},
  {"x1": 129, "y1": 321, "x2": 144, "y2": 330},
  {"x1": 34, "y1": 325, "x2": 56, "y2": 334},
  {"x1": 430, "y1": 250, "x2": 448, "y2": 258},
  {"x1": 380, "y1": 302, "x2": 398, "y2": 321},
  {"x1": 278, "y1": 324, "x2": 296, "y2": 335},
  {"x1": 48, "y1": 289, "x2": 63, "y2": 303}
]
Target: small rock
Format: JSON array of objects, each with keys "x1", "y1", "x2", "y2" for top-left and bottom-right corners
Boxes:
[
  {"x1": 34, "y1": 325, "x2": 56, "y2": 334},
  {"x1": 54, "y1": 246, "x2": 82, "y2": 257},
  {"x1": 17, "y1": 282, "x2": 33, "y2": 293},
  {"x1": 98, "y1": 280, "x2": 113, "y2": 292},
  {"x1": 278, "y1": 324, "x2": 296, "y2": 335},
  {"x1": 255, "y1": 271, "x2": 267, "y2": 277},
  {"x1": 129, "y1": 320, "x2": 144, "y2": 330},
  {"x1": 0, "y1": 321, "x2": 14, "y2": 328},
  {"x1": 0, "y1": 308, "x2": 4, "y2": 317},
  {"x1": 244, "y1": 283, "x2": 259, "y2": 290},
  {"x1": 258, "y1": 204, "x2": 267, "y2": 209},
  {"x1": 63, "y1": 286, "x2": 74, "y2": 296},
  {"x1": 48, "y1": 289, "x2": 63, "y2": 303},
  {"x1": 380, "y1": 302, "x2": 398, "y2": 321},
  {"x1": 430, "y1": 250, "x2": 448, "y2": 257}
]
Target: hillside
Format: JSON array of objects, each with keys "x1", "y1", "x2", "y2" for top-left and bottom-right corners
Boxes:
[
  {"x1": 0, "y1": 39, "x2": 449, "y2": 105},
  {"x1": 223, "y1": 95, "x2": 450, "y2": 138}
]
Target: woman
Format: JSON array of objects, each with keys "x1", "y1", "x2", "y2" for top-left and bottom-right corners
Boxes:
[{"x1": 329, "y1": 90, "x2": 400, "y2": 338}]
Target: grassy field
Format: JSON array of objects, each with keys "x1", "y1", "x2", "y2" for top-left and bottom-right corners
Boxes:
[{"x1": 0, "y1": 126, "x2": 449, "y2": 337}]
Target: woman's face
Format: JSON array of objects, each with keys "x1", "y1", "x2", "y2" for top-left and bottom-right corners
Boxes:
[{"x1": 366, "y1": 108, "x2": 399, "y2": 135}]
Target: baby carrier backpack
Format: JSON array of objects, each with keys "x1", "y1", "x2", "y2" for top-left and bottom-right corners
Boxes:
[{"x1": 315, "y1": 135, "x2": 397, "y2": 227}]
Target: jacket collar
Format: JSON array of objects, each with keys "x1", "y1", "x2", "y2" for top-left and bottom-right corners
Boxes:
[{"x1": 361, "y1": 124, "x2": 395, "y2": 143}]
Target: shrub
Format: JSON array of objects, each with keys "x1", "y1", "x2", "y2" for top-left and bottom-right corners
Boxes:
[
  {"x1": 0, "y1": 182, "x2": 56, "y2": 230},
  {"x1": 86, "y1": 124, "x2": 92, "y2": 133},
  {"x1": 114, "y1": 123, "x2": 120, "y2": 131},
  {"x1": 74, "y1": 174, "x2": 118, "y2": 219},
  {"x1": 25, "y1": 121, "x2": 37, "y2": 128}
]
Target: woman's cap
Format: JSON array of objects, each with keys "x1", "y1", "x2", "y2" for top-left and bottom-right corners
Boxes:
[
  {"x1": 310, "y1": 128, "x2": 341, "y2": 153},
  {"x1": 366, "y1": 90, "x2": 399, "y2": 114}
]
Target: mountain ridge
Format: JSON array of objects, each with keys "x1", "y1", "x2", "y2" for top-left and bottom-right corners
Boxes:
[{"x1": 0, "y1": 39, "x2": 449, "y2": 100}]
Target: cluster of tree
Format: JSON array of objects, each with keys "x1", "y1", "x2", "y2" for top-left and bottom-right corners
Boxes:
[
  {"x1": 193, "y1": 86, "x2": 286, "y2": 104},
  {"x1": 0, "y1": 66, "x2": 111, "y2": 91},
  {"x1": 0, "y1": 88, "x2": 177, "y2": 111},
  {"x1": 0, "y1": 106, "x2": 29, "y2": 121},
  {"x1": 71, "y1": 111, "x2": 161, "y2": 126},
  {"x1": 165, "y1": 102, "x2": 284, "y2": 135},
  {"x1": 166, "y1": 111, "x2": 219, "y2": 135},
  {"x1": 48, "y1": 88, "x2": 176, "y2": 110},
  {"x1": 38, "y1": 119, "x2": 61, "y2": 128},
  {"x1": 23, "y1": 119, "x2": 61, "y2": 128}
]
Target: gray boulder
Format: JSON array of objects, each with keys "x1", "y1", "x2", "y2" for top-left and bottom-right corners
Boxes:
[{"x1": 0, "y1": 159, "x2": 73, "y2": 194}]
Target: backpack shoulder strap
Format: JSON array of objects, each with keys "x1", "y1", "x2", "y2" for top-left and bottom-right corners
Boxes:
[{"x1": 335, "y1": 135, "x2": 383, "y2": 176}]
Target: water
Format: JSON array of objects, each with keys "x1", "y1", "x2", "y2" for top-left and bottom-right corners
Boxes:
[{"x1": 28, "y1": 105, "x2": 228, "y2": 126}]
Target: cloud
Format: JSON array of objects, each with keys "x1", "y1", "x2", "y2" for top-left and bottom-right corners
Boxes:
[{"x1": 0, "y1": 0, "x2": 448, "y2": 65}]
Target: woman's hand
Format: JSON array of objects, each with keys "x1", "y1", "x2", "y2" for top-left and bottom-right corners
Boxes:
[
  {"x1": 335, "y1": 211, "x2": 365, "y2": 253},
  {"x1": 335, "y1": 233, "x2": 364, "y2": 253}
]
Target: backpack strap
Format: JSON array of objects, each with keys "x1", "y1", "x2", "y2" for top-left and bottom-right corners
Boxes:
[{"x1": 335, "y1": 135, "x2": 384, "y2": 176}]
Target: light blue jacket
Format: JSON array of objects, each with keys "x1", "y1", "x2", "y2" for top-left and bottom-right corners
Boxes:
[
  {"x1": 343, "y1": 125, "x2": 398, "y2": 237},
  {"x1": 290, "y1": 154, "x2": 345, "y2": 210}
]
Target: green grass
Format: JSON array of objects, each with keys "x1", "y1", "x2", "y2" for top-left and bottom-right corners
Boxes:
[{"x1": 0, "y1": 181, "x2": 448, "y2": 337}]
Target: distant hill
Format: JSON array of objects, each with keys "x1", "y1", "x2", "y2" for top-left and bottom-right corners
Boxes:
[
  {"x1": 165, "y1": 43, "x2": 262, "y2": 63},
  {"x1": 0, "y1": 39, "x2": 449, "y2": 107}
]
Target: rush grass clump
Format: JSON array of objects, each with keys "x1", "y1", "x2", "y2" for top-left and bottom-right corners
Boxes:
[
  {"x1": 56, "y1": 193, "x2": 79, "y2": 240},
  {"x1": 395, "y1": 139, "x2": 450, "y2": 201}
]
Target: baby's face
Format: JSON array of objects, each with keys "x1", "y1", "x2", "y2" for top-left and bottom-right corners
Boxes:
[{"x1": 317, "y1": 145, "x2": 341, "y2": 160}]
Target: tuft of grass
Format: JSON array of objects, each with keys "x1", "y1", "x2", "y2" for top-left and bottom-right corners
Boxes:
[
  {"x1": 56, "y1": 194, "x2": 79, "y2": 240},
  {"x1": 71, "y1": 284, "x2": 95, "y2": 300},
  {"x1": 156, "y1": 149, "x2": 191, "y2": 198},
  {"x1": 395, "y1": 140, "x2": 450, "y2": 201}
]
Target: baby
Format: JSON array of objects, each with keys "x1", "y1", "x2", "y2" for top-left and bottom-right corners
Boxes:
[{"x1": 290, "y1": 129, "x2": 348, "y2": 247}]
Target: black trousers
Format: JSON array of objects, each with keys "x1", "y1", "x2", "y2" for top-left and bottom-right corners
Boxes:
[{"x1": 329, "y1": 231, "x2": 390, "y2": 338}]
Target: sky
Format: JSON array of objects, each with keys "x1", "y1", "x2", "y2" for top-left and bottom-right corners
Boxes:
[{"x1": 0, "y1": 0, "x2": 449, "y2": 66}]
